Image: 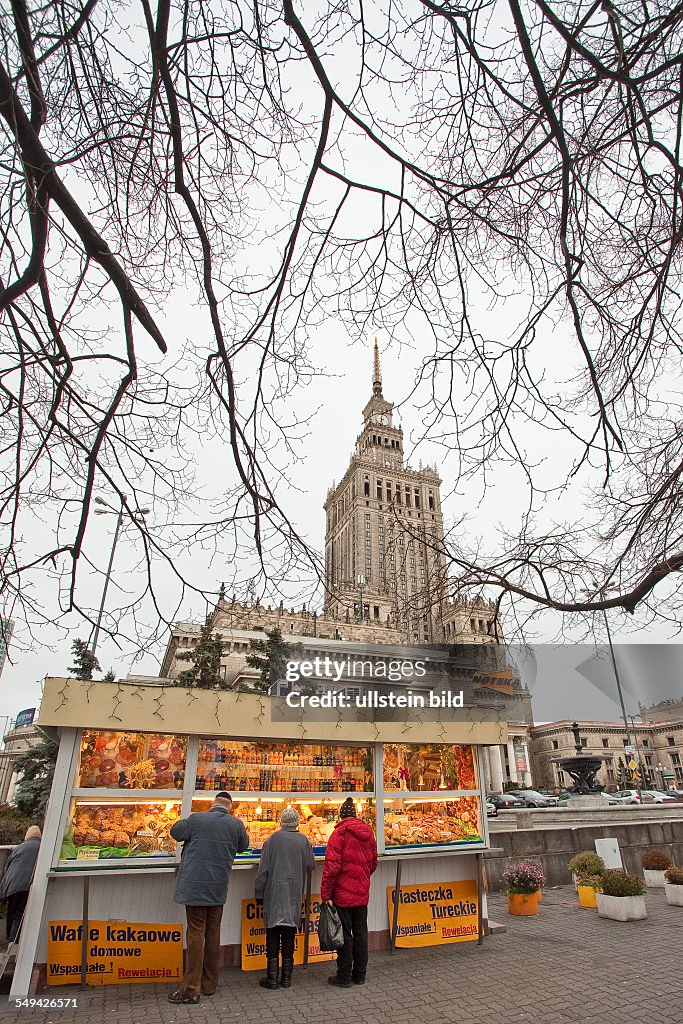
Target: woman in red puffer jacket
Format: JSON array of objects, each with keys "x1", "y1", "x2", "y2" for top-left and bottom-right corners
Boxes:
[{"x1": 321, "y1": 798, "x2": 378, "y2": 987}]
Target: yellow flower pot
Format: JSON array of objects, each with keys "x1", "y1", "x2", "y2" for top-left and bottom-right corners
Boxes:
[
  {"x1": 507, "y1": 892, "x2": 539, "y2": 916},
  {"x1": 577, "y1": 884, "x2": 599, "y2": 908}
]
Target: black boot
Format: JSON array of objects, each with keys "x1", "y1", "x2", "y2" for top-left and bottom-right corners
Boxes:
[
  {"x1": 280, "y1": 958, "x2": 294, "y2": 988},
  {"x1": 259, "y1": 958, "x2": 279, "y2": 989}
]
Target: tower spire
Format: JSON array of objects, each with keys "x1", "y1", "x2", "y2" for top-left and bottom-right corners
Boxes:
[{"x1": 372, "y1": 336, "x2": 382, "y2": 396}]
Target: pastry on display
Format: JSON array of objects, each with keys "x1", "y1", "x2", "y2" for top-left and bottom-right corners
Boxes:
[
  {"x1": 384, "y1": 798, "x2": 482, "y2": 847},
  {"x1": 60, "y1": 801, "x2": 182, "y2": 860},
  {"x1": 77, "y1": 731, "x2": 188, "y2": 790}
]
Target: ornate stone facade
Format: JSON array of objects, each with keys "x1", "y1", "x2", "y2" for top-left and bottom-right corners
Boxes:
[{"x1": 323, "y1": 340, "x2": 497, "y2": 644}]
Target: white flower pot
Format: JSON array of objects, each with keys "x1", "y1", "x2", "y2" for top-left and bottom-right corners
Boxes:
[
  {"x1": 596, "y1": 893, "x2": 647, "y2": 921},
  {"x1": 643, "y1": 869, "x2": 667, "y2": 888},
  {"x1": 664, "y1": 883, "x2": 683, "y2": 907}
]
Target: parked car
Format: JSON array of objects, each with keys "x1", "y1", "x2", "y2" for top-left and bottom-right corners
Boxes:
[
  {"x1": 487, "y1": 793, "x2": 525, "y2": 809},
  {"x1": 485, "y1": 799, "x2": 498, "y2": 817},
  {"x1": 540, "y1": 788, "x2": 567, "y2": 802},
  {"x1": 507, "y1": 789, "x2": 554, "y2": 808},
  {"x1": 610, "y1": 789, "x2": 641, "y2": 804},
  {"x1": 641, "y1": 790, "x2": 677, "y2": 803},
  {"x1": 600, "y1": 791, "x2": 620, "y2": 805}
]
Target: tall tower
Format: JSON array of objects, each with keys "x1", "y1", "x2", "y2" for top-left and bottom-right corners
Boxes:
[{"x1": 324, "y1": 340, "x2": 448, "y2": 641}]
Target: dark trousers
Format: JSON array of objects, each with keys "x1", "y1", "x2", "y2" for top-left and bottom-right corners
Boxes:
[
  {"x1": 182, "y1": 905, "x2": 223, "y2": 999},
  {"x1": 6, "y1": 891, "x2": 29, "y2": 943},
  {"x1": 265, "y1": 925, "x2": 296, "y2": 960},
  {"x1": 335, "y1": 905, "x2": 368, "y2": 982}
]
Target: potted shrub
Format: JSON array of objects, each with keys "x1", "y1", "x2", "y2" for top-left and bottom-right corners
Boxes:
[
  {"x1": 502, "y1": 859, "x2": 545, "y2": 916},
  {"x1": 568, "y1": 850, "x2": 605, "y2": 887},
  {"x1": 664, "y1": 865, "x2": 683, "y2": 907},
  {"x1": 575, "y1": 874, "x2": 603, "y2": 909},
  {"x1": 640, "y1": 849, "x2": 672, "y2": 888},
  {"x1": 596, "y1": 871, "x2": 647, "y2": 921}
]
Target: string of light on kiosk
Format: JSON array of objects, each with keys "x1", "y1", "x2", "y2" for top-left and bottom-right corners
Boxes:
[{"x1": 48, "y1": 677, "x2": 509, "y2": 747}]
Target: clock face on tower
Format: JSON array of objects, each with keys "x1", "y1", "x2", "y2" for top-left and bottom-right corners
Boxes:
[{"x1": 377, "y1": 414, "x2": 388, "y2": 425}]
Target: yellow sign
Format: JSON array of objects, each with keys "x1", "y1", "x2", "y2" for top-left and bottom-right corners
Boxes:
[
  {"x1": 241, "y1": 896, "x2": 335, "y2": 971},
  {"x1": 387, "y1": 880, "x2": 479, "y2": 947},
  {"x1": 47, "y1": 920, "x2": 183, "y2": 986}
]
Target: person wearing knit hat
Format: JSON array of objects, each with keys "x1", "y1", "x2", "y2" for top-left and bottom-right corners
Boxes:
[
  {"x1": 339, "y1": 798, "x2": 356, "y2": 819},
  {"x1": 0, "y1": 825, "x2": 42, "y2": 941},
  {"x1": 321, "y1": 799, "x2": 378, "y2": 987},
  {"x1": 280, "y1": 807, "x2": 300, "y2": 829},
  {"x1": 254, "y1": 807, "x2": 314, "y2": 990}
]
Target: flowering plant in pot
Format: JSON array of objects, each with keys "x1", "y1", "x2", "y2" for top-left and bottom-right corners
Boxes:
[
  {"x1": 596, "y1": 870, "x2": 647, "y2": 921},
  {"x1": 502, "y1": 859, "x2": 545, "y2": 916},
  {"x1": 640, "y1": 849, "x2": 672, "y2": 889},
  {"x1": 664, "y1": 865, "x2": 683, "y2": 907},
  {"x1": 574, "y1": 874, "x2": 603, "y2": 909},
  {"x1": 568, "y1": 851, "x2": 605, "y2": 887}
]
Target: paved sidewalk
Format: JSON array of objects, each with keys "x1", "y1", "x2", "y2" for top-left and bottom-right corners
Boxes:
[{"x1": 0, "y1": 887, "x2": 680, "y2": 1024}]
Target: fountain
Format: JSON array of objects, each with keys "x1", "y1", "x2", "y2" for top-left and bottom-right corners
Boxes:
[{"x1": 550, "y1": 722, "x2": 613, "y2": 809}]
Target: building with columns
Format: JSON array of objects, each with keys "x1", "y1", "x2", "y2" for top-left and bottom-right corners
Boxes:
[
  {"x1": 0, "y1": 717, "x2": 42, "y2": 804},
  {"x1": 531, "y1": 712, "x2": 683, "y2": 792},
  {"x1": 481, "y1": 733, "x2": 534, "y2": 793}
]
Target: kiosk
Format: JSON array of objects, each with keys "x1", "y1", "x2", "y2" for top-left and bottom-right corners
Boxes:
[{"x1": 10, "y1": 678, "x2": 506, "y2": 997}]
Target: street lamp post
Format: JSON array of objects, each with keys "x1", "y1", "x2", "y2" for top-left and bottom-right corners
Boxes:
[
  {"x1": 582, "y1": 584, "x2": 642, "y2": 801},
  {"x1": 656, "y1": 762, "x2": 667, "y2": 792},
  {"x1": 92, "y1": 497, "x2": 149, "y2": 655}
]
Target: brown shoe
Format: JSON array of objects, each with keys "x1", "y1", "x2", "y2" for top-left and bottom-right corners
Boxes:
[{"x1": 168, "y1": 990, "x2": 200, "y2": 1005}]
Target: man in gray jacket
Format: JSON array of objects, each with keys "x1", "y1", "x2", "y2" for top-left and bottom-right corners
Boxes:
[{"x1": 168, "y1": 792, "x2": 249, "y2": 1004}]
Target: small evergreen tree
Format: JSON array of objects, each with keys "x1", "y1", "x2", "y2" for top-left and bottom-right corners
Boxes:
[
  {"x1": 12, "y1": 734, "x2": 59, "y2": 819},
  {"x1": 69, "y1": 638, "x2": 100, "y2": 680},
  {"x1": 246, "y1": 628, "x2": 291, "y2": 694},
  {"x1": 102, "y1": 668, "x2": 116, "y2": 681},
  {"x1": 0, "y1": 803, "x2": 36, "y2": 843},
  {"x1": 175, "y1": 621, "x2": 227, "y2": 688}
]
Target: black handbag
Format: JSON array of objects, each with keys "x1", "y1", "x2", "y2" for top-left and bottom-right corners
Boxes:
[{"x1": 318, "y1": 902, "x2": 344, "y2": 951}]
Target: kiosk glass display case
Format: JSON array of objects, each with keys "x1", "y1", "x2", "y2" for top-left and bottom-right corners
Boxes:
[
  {"x1": 60, "y1": 799, "x2": 182, "y2": 861},
  {"x1": 76, "y1": 730, "x2": 187, "y2": 790},
  {"x1": 383, "y1": 796, "x2": 483, "y2": 850},
  {"x1": 382, "y1": 743, "x2": 477, "y2": 792},
  {"x1": 56, "y1": 729, "x2": 485, "y2": 866},
  {"x1": 195, "y1": 739, "x2": 373, "y2": 794}
]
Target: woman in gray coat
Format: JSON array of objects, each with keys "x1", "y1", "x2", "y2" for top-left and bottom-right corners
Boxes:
[
  {"x1": 0, "y1": 826, "x2": 41, "y2": 941},
  {"x1": 254, "y1": 807, "x2": 314, "y2": 990}
]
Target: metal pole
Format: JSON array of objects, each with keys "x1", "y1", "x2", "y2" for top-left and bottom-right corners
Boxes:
[
  {"x1": 630, "y1": 716, "x2": 646, "y2": 786},
  {"x1": 80, "y1": 875, "x2": 90, "y2": 989},
  {"x1": 91, "y1": 506, "x2": 124, "y2": 655},
  {"x1": 302, "y1": 870, "x2": 312, "y2": 967},
  {"x1": 602, "y1": 610, "x2": 642, "y2": 801},
  {"x1": 477, "y1": 852, "x2": 484, "y2": 945},
  {"x1": 389, "y1": 858, "x2": 402, "y2": 953}
]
